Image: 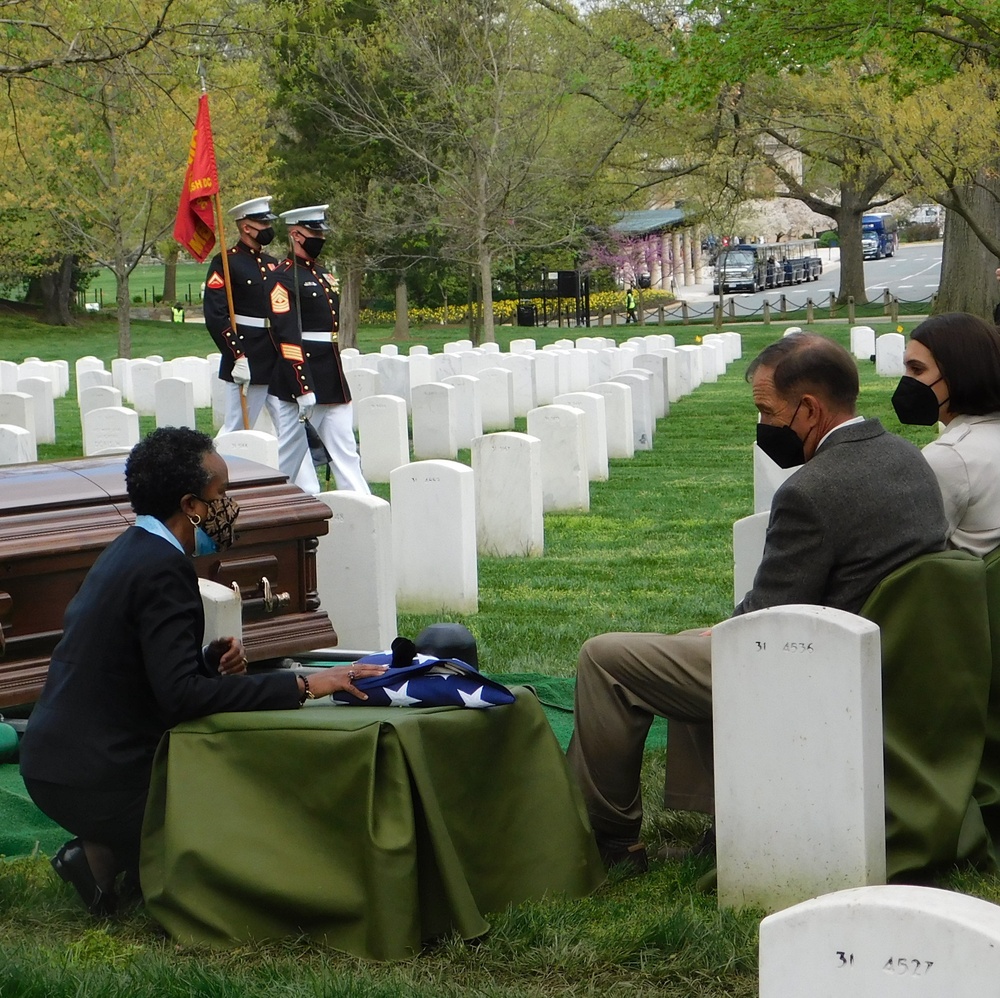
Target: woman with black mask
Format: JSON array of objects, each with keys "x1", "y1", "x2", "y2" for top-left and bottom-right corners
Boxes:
[
  {"x1": 892, "y1": 312, "x2": 1000, "y2": 556},
  {"x1": 19, "y1": 427, "x2": 386, "y2": 917}
]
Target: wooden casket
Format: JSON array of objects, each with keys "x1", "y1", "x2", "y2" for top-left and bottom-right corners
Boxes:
[{"x1": 0, "y1": 455, "x2": 337, "y2": 707}]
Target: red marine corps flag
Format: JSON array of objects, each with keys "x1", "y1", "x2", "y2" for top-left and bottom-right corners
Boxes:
[{"x1": 173, "y1": 94, "x2": 220, "y2": 262}]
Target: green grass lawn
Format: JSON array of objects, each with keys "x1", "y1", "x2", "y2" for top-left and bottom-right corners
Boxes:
[{"x1": 1, "y1": 311, "x2": 997, "y2": 997}]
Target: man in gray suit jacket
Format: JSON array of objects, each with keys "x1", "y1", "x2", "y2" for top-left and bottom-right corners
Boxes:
[{"x1": 568, "y1": 333, "x2": 948, "y2": 872}]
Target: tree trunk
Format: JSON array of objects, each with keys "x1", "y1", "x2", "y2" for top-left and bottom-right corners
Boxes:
[
  {"x1": 162, "y1": 244, "x2": 179, "y2": 304},
  {"x1": 467, "y1": 266, "x2": 481, "y2": 343},
  {"x1": 935, "y1": 178, "x2": 1000, "y2": 319},
  {"x1": 834, "y1": 183, "x2": 869, "y2": 306},
  {"x1": 339, "y1": 260, "x2": 363, "y2": 350},
  {"x1": 479, "y1": 244, "x2": 496, "y2": 343},
  {"x1": 116, "y1": 267, "x2": 132, "y2": 359},
  {"x1": 393, "y1": 272, "x2": 410, "y2": 340},
  {"x1": 28, "y1": 255, "x2": 76, "y2": 325}
]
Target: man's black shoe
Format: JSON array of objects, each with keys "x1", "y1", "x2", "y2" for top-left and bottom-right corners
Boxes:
[
  {"x1": 51, "y1": 839, "x2": 118, "y2": 917},
  {"x1": 597, "y1": 839, "x2": 649, "y2": 874},
  {"x1": 657, "y1": 825, "x2": 716, "y2": 863}
]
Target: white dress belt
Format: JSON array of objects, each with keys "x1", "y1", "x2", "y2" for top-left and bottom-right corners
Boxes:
[
  {"x1": 301, "y1": 331, "x2": 336, "y2": 342},
  {"x1": 234, "y1": 314, "x2": 268, "y2": 328}
]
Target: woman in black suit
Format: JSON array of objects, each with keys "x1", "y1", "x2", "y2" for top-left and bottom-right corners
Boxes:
[{"x1": 20, "y1": 427, "x2": 385, "y2": 917}]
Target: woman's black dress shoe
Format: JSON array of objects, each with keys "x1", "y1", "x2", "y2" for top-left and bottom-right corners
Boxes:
[{"x1": 51, "y1": 839, "x2": 119, "y2": 917}]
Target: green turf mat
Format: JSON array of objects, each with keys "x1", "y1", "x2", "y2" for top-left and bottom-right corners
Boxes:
[
  {"x1": 497, "y1": 673, "x2": 667, "y2": 751},
  {"x1": 0, "y1": 765, "x2": 67, "y2": 860}
]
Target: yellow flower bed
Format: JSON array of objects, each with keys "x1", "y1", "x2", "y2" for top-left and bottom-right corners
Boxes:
[{"x1": 359, "y1": 290, "x2": 675, "y2": 327}]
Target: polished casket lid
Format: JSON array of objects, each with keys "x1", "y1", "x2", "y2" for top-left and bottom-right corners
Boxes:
[{"x1": 0, "y1": 455, "x2": 335, "y2": 707}]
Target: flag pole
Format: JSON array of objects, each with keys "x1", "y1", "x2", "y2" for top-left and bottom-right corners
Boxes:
[
  {"x1": 212, "y1": 194, "x2": 250, "y2": 429},
  {"x1": 198, "y1": 68, "x2": 249, "y2": 431}
]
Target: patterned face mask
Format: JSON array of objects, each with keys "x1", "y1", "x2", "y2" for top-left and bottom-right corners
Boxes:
[{"x1": 198, "y1": 495, "x2": 240, "y2": 551}]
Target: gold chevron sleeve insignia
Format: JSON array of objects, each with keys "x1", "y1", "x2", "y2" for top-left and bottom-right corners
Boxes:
[
  {"x1": 270, "y1": 284, "x2": 290, "y2": 313},
  {"x1": 280, "y1": 343, "x2": 304, "y2": 363}
]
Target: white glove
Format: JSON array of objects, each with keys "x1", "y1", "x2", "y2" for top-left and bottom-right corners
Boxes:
[
  {"x1": 231, "y1": 356, "x2": 251, "y2": 385},
  {"x1": 297, "y1": 392, "x2": 316, "y2": 422}
]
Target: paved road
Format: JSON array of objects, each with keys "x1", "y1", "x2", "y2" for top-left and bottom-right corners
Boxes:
[{"x1": 672, "y1": 242, "x2": 942, "y2": 320}]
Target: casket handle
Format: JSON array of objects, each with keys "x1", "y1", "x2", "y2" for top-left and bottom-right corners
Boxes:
[{"x1": 260, "y1": 576, "x2": 290, "y2": 613}]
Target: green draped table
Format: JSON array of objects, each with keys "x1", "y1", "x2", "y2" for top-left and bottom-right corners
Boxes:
[{"x1": 141, "y1": 688, "x2": 606, "y2": 960}]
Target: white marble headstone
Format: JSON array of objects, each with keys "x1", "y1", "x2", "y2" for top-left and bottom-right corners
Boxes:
[
  {"x1": 167, "y1": 356, "x2": 213, "y2": 408},
  {"x1": 77, "y1": 369, "x2": 114, "y2": 403},
  {"x1": 671, "y1": 347, "x2": 694, "y2": 397},
  {"x1": 127, "y1": 360, "x2": 162, "y2": 416},
  {"x1": 75, "y1": 356, "x2": 105, "y2": 382},
  {"x1": 531, "y1": 351, "x2": 558, "y2": 405},
  {"x1": 407, "y1": 353, "x2": 439, "y2": 392},
  {"x1": 16, "y1": 377, "x2": 55, "y2": 444},
  {"x1": 586, "y1": 381, "x2": 634, "y2": 460},
  {"x1": 79, "y1": 385, "x2": 123, "y2": 418},
  {"x1": 477, "y1": 367, "x2": 515, "y2": 432},
  {"x1": 314, "y1": 491, "x2": 397, "y2": 651},
  {"x1": 154, "y1": 377, "x2": 196, "y2": 430},
  {"x1": 759, "y1": 885, "x2": 1000, "y2": 998},
  {"x1": 83, "y1": 406, "x2": 140, "y2": 456},
  {"x1": 509, "y1": 338, "x2": 536, "y2": 354},
  {"x1": 458, "y1": 350, "x2": 489, "y2": 378},
  {"x1": 630, "y1": 354, "x2": 669, "y2": 419},
  {"x1": 676, "y1": 344, "x2": 704, "y2": 390},
  {"x1": 733, "y1": 511, "x2": 769, "y2": 605},
  {"x1": 411, "y1": 382, "x2": 457, "y2": 460},
  {"x1": 494, "y1": 353, "x2": 536, "y2": 417},
  {"x1": 654, "y1": 348, "x2": 681, "y2": 404},
  {"x1": 0, "y1": 392, "x2": 36, "y2": 440},
  {"x1": 440, "y1": 375, "x2": 483, "y2": 451},
  {"x1": 0, "y1": 360, "x2": 19, "y2": 393},
  {"x1": 876, "y1": 332, "x2": 905, "y2": 377},
  {"x1": 0, "y1": 423, "x2": 36, "y2": 464},
  {"x1": 211, "y1": 375, "x2": 228, "y2": 430},
  {"x1": 850, "y1": 326, "x2": 876, "y2": 361},
  {"x1": 554, "y1": 391, "x2": 609, "y2": 482},
  {"x1": 754, "y1": 442, "x2": 800, "y2": 513},
  {"x1": 713, "y1": 605, "x2": 885, "y2": 912},
  {"x1": 356, "y1": 394, "x2": 409, "y2": 482},
  {"x1": 526, "y1": 404, "x2": 590, "y2": 512},
  {"x1": 377, "y1": 355, "x2": 411, "y2": 412},
  {"x1": 215, "y1": 429, "x2": 280, "y2": 470},
  {"x1": 346, "y1": 367, "x2": 380, "y2": 430},
  {"x1": 699, "y1": 343, "x2": 721, "y2": 382},
  {"x1": 611, "y1": 371, "x2": 654, "y2": 451},
  {"x1": 472, "y1": 431, "x2": 544, "y2": 557},
  {"x1": 390, "y1": 459, "x2": 478, "y2": 613}
]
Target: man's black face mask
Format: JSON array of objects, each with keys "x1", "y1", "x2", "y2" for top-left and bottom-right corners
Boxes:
[{"x1": 756, "y1": 399, "x2": 805, "y2": 469}]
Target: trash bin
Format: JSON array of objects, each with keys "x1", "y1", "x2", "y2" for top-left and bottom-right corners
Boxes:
[{"x1": 516, "y1": 302, "x2": 537, "y2": 327}]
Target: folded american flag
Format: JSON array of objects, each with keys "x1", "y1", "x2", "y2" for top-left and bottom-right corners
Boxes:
[{"x1": 329, "y1": 651, "x2": 515, "y2": 708}]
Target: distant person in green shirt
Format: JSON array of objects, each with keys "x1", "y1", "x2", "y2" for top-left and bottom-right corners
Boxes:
[
  {"x1": 171, "y1": 302, "x2": 185, "y2": 323},
  {"x1": 625, "y1": 285, "x2": 637, "y2": 324}
]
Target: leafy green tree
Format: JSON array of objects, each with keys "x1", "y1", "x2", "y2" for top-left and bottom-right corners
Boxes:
[
  {"x1": 665, "y1": 0, "x2": 1000, "y2": 315},
  {"x1": 269, "y1": 0, "x2": 619, "y2": 343}
]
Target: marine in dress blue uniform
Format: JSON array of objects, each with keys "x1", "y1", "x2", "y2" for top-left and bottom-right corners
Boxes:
[{"x1": 268, "y1": 205, "x2": 369, "y2": 493}]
